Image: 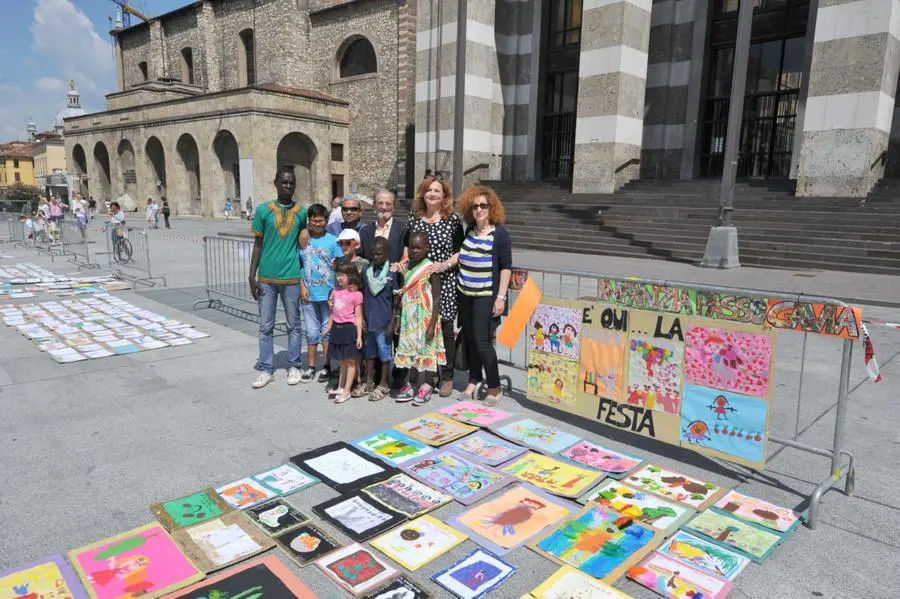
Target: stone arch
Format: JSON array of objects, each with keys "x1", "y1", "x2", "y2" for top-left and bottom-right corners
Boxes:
[
  {"x1": 72, "y1": 143, "x2": 88, "y2": 197},
  {"x1": 276, "y1": 132, "x2": 317, "y2": 203},
  {"x1": 92, "y1": 141, "x2": 111, "y2": 201},
  {"x1": 145, "y1": 136, "x2": 167, "y2": 199},
  {"x1": 176, "y1": 133, "x2": 202, "y2": 215},
  {"x1": 117, "y1": 139, "x2": 137, "y2": 198},
  {"x1": 213, "y1": 130, "x2": 240, "y2": 205},
  {"x1": 337, "y1": 35, "x2": 377, "y2": 79}
]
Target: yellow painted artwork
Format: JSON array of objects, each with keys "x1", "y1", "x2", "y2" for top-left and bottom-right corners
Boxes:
[
  {"x1": 527, "y1": 351, "x2": 579, "y2": 410},
  {"x1": 501, "y1": 452, "x2": 604, "y2": 498},
  {"x1": 0, "y1": 561, "x2": 81, "y2": 599}
]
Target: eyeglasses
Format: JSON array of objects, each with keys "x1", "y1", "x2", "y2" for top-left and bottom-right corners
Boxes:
[
  {"x1": 338, "y1": 240, "x2": 355, "y2": 246},
  {"x1": 342, "y1": 207, "x2": 360, "y2": 212},
  {"x1": 472, "y1": 203, "x2": 490, "y2": 211}
]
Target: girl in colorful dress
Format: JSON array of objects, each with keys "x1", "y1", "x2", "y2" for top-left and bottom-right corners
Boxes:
[
  {"x1": 393, "y1": 231, "x2": 445, "y2": 405},
  {"x1": 322, "y1": 262, "x2": 364, "y2": 404}
]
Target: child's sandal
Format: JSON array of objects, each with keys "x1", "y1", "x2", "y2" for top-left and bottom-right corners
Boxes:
[
  {"x1": 333, "y1": 390, "x2": 351, "y2": 404},
  {"x1": 351, "y1": 383, "x2": 373, "y2": 399},
  {"x1": 369, "y1": 385, "x2": 390, "y2": 402}
]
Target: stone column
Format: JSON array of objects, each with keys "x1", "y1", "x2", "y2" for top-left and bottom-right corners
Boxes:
[
  {"x1": 113, "y1": 33, "x2": 125, "y2": 92},
  {"x1": 149, "y1": 20, "x2": 168, "y2": 80},
  {"x1": 199, "y1": 0, "x2": 221, "y2": 92},
  {"x1": 796, "y1": 0, "x2": 900, "y2": 197},
  {"x1": 572, "y1": 0, "x2": 652, "y2": 193}
]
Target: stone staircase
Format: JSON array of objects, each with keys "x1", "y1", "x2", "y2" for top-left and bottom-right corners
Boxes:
[{"x1": 480, "y1": 179, "x2": 900, "y2": 276}]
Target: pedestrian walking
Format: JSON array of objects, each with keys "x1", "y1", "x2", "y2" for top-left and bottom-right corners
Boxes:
[
  {"x1": 145, "y1": 198, "x2": 159, "y2": 229},
  {"x1": 161, "y1": 198, "x2": 171, "y2": 229},
  {"x1": 246, "y1": 197, "x2": 254, "y2": 221},
  {"x1": 225, "y1": 198, "x2": 234, "y2": 220}
]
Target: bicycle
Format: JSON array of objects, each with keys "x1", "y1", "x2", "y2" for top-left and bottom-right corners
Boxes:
[{"x1": 111, "y1": 224, "x2": 133, "y2": 264}]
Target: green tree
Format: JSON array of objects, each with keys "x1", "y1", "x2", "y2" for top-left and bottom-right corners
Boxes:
[{"x1": 0, "y1": 182, "x2": 41, "y2": 213}]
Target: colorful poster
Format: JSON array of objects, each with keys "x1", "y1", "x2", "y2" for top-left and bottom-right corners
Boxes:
[
  {"x1": 431, "y1": 549, "x2": 517, "y2": 599},
  {"x1": 438, "y1": 401, "x2": 514, "y2": 427},
  {"x1": 165, "y1": 556, "x2": 317, "y2": 598},
  {"x1": 151, "y1": 488, "x2": 232, "y2": 532},
  {"x1": 714, "y1": 490, "x2": 801, "y2": 533},
  {"x1": 527, "y1": 351, "x2": 579, "y2": 409},
  {"x1": 69, "y1": 523, "x2": 203, "y2": 599},
  {"x1": 245, "y1": 499, "x2": 310, "y2": 536},
  {"x1": 445, "y1": 431, "x2": 529, "y2": 466},
  {"x1": 658, "y1": 531, "x2": 750, "y2": 581},
  {"x1": 528, "y1": 566, "x2": 632, "y2": 599},
  {"x1": 598, "y1": 280, "x2": 696, "y2": 315},
  {"x1": 171, "y1": 512, "x2": 274, "y2": 573},
  {"x1": 352, "y1": 429, "x2": 433, "y2": 466},
  {"x1": 361, "y1": 473, "x2": 453, "y2": 517},
  {"x1": 684, "y1": 325, "x2": 773, "y2": 397},
  {"x1": 493, "y1": 418, "x2": 581, "y2": 454},
  {"x1": 679, "y1": 384, "x2": 770, "y2": 468},
  {"x1": 450, "y1": 485, "x2": 574, "y2": 555},
  {"x1": 394, "y1": 412, "x2": 478, "y2": 446},
  {"x1": 684, "y1": 511, "x2": 783, "y2": 563},
  {"x1": 0, "y1": 554, "x2": 88, "y2": 599},
  {"x1": 559, "y1": 440, "x2": 645, "y2": 479},
  {"x1": 313, "y1": 493, "x2": 407, "y2": 542},
  {"x1": 315, "y1": 543, "x2": 399, "y2": 597},
  {"x1": 625, "y1": 464, "x2": 724, "y2": 510},
  {"x1": 401, "y1": 450, "x2": 514, "y2": 505},
  {"x1": 274, "y1": 524, "x2": 341, "y2": 567},
  {"x1": 577, "y1": 480, "x2": 694, "y2": 535},
  {"x1": 579, "y1": 328, "x2": 628, "y2": 402},
  {"x1": 251, "y1": 463, "x2": 319, "y2": 495},
  {"x1": 628, "y1": 553, "x2": 732, "y2": 599},
  {"x1": 501, "y1": 452, "x2": 603, "y2": 498},
  {"x1": 625, "y1": 335, "x2": 683, "y2": 414},
  {"x1": 215, "y1": 477, "x2": 276, "y2": 510},
  {"x1": 371, "y1": 515, "x2": 468, "y2": 570},
  {"x1": 528, "y1": 303, "x2": 582, "y2": 358},
  {"x1": 765, "y1": 299, "x2": 861, "y2": 339}
]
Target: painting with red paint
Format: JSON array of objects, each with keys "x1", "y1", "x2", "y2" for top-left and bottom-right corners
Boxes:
[
  {"x1": 625, "y1": 336, "x2": 683, "y2": 414},
  {"x1": 684, "y1": 325, "x2": 773, "y2": 398}
]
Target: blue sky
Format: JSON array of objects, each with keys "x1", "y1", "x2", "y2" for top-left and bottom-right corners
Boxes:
[{"x1": 0, "y1": 0, "x2": 187, "y2": 141}]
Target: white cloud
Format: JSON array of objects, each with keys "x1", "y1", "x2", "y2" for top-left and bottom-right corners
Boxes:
[{"x1": 35, "y1": 77, "x2": 66, "y2": 91}]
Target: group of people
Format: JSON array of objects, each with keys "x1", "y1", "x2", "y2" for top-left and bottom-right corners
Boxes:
[
  {"x1": 145, "y1": 197, "x2": 171, "y2": 229},
  {"x1": 249, "y1": 167, "x2": 512, "y2": 406}
]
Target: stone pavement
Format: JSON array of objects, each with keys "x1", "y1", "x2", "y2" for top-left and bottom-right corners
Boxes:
[{"x1": 0, "y1": 215, "x2": 898, "y2": 598}]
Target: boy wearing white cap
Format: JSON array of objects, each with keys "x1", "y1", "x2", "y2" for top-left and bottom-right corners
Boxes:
[{"x1": 335, "y1": 228, "x2": 369, "y2": 275}]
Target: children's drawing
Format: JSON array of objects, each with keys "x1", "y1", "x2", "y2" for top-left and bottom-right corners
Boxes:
[
  {"x1": 371, "y1": 515, "x2": 468, "y2": 570},
  {"x1": 438, "y1": 401, "x2": 514, "y2": 427},
  {"x1": 579, "y1": 329, "x2": 627, "y2": 402},
  {"x1": 0, "y1": 554, "x2": 88, "y2": 599},
  {"x1": 352, "y1": 429, "x2": 433, "y2": 466},
  {"x1": 432, "y1": 549, "x2": 517, "y2": 599},
  {"x1": 314, "y1": 493, "x2": 406, "y2": 542},
  {"x1": 69, "y1": 523, "x2": 203, "y2": 599},
  {"x1": 559, "y1": 440, "x2": 645, "y2": 479},
  {"x1": 359, "y1": 576, "x2": 430, "y2": 599},
  {"x1": 684, "y1": 325, "x2": 773, "y2": 397},
  {"x1": 493, "y1": 418, "x2": 581, "y2": 454},
  {"x1": 274, "y1": 524, "x2": 341, "y2": 567},
  {"x1": 628, "y1": 552, "x2": 732, "y2": 599},
  {"x1": 680, "y1": 384, "x2": 769, "y2": 466},
  {"x1": 528, "y1": 303, "x2": 581, "y2": 358},
  {"x1": 658, "y1": 531, "x2": 750, "y2": 581},
  {"x1": 290, "y1": 442, "x2": 397, "y2": 494},
  {"x1": 527, "y1": 351, "x2": 579, "y2": 409},
  {"x1": 625, "y1": 336, "x2": 683, "y2": 414},
  {"x1": 316, "y1": 543, "x2": 399, "y2": 597},
  {"x1": 173, "y1": 512, "x2": 274, "y2": 573},
  {"x1": 362, "y1": 473, "x2": 452, "y2": 517},
  {"x1": 527, "y1": 565, "x2": 632, "y2": 599},
  {"x1": 165, "y1": 556, "x2": 317, "y2": 599},
  {"x1": 684, "y1": 510, "x2": 783, "y2": 563},
  {"x1": 445, "y1": 431, "x2": 529, "y2": 466},
  {"x1": 531, "y1": 505, "x2": 659, "y2": 583},
  {"x1": 215, "y1": 477, "x2": 276, "y2": 510},
  {"x1": 401, "y1": 450, "x2": 514, "y2": 505},
  {"x1": 152, "y1": 488, "x2": 232, "y2": 532},
  {"x1": 245, "y1": 499, "x2": 310, "y2": 536},
  {"x1": 625, "y1": 464, "x2": 724, "y2": 510},
  {"x1": 714, "y1": 490, "x2": 801, "y2": 533},
  {"x1": 252, "y1": 463, "x2": 319, "y2": 496},
  {"x1": 500, "y1": 452, "x2": 603, "y2": 498},
  {"x1": 450, "y1": 485, "x2": 574, "y2": 555},
  {"x1": 394, "y1": 412, "x2": 478, "y2": 446},
  {"x1": 577, "y1": 480, "x2": 694, "y2": 535}
]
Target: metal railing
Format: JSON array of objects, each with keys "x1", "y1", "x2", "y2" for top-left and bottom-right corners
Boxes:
[
  {"x1": 58, "y1": 218, "x2": 100, "y2": 270},
  {"x1": 103, "y1": 224, "x2": 166, "y2": 288},
  {"x1": 34, "y1": 219, "x2": 67, "y2": 260}
]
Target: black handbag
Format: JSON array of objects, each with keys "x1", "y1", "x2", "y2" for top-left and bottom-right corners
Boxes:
[{"x1": 454, "y1": 329, "x2": 468, "y2": 371}]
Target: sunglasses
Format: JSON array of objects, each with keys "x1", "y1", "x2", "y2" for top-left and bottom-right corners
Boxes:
[
  {"x1": 472, "y1": 203, "x2": 490, "y2": 211},
  {"x1": 342, "y1": 207, "x2": 360, "y2": 212},
  {"x1": 338, "y1": 240, "x2": 356, "y2": 245}
]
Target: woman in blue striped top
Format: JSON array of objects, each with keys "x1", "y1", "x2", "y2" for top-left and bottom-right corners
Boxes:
[{"x1": 456, "y1": 185, "x2": 513, "y2": 405}]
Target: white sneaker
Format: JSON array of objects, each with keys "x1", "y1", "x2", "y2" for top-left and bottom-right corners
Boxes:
[
  {"x1": 287, "y1": 367, "x2": 302, "y2": 386},
  {"x1": 252, "y1": 372, "x2": 275, "y2": 389}
]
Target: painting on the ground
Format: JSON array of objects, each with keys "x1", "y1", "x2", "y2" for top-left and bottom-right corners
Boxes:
[
  {"x1": 438, "y1": 400, "x2": 514, "y2": 427},
  {"x1": 353, "y1": 429, "x2": 433, "y2": 466},
  {"x1": 531, "y1": 505, "x2": 660, "y2": 583},
  {"x1": 493, "y1": 418, "x2": 581, "y2": 454},
  {"x1": 528, "y1": 303, "x2": 582, "y2": 358},
  {"x1": 680, "y1": 384, "x2": 769, "y2": 467},
  {"x1": 431, "y1": 549, "x2": 517, "y2": 599},
  {"x1": 528, "y1": 565, "x2": 634, "y2": 599},
  {"x1": 171, "y1": 512, "x2": 274, "y2": 573},
  {"x1": 393, "y1": 412, "x2": 479, "y2": 446},
  {"x1": 361, "y1": 473, "x2": 453, "y2": 518},
  {"x1": 244, "y1": 498, "x2": 310, "y2": 536},
  {"x1": 313, "y1": 493, "x2": 407, "y2": 542},
  {"x1": 315, "y1": 543, "x2": 399, "y2": 597},
  {"x1": 0, "y1": 554, "x2": 88, "y2": 599},
  {"x1": 151, "y1": 488, "x2": 232, "y2": 532},
  {"x1": 577, "y1": 480, "x2": 694, "y2": 535},
  {"x1": 450, "y1": 485, "x2": 574, "y2": 555},
  {"x1": 714, "y1": 490, "x2": 801, "y2": 533},
  {"x1": 445, "y1": 430, "x2": 529, "y2": 466},
  {"x1": 684, "y1": 324, "x2": 773, "y2": 398},
  {"x1": 401, "y1": 450, "x2": 514, "y2": 505},
  {"x1": 290, "y1": 442, "x2": 398, "y2": 494},
  {"x1": 359, "y1": 576, "x2": 430, "y2": 599},
  {"x1": 371, "y1": 514, "x2": 467, "y2": 570},
  {"x1": 500, "y1": 452, "x2": 603, "y2": 498},
  {"x1": 69, "y1": 523, "x2": 203, "y2": 599},
  {"x1": 684, "y1": 510, "x2": 783, "y2": 563},
  {"x1": 559, "y1": 439, "x2": 645, "y2": 479},
  {"x1": 628, "y1": 552, "x2": 732, "y2": 599},
  {"x1": 215, "y1": 477, "x2": 276, "y2": 510},
  {"x1": 252, "y1": 463, "x2": 319, "y2": 496},
  {"x1": 625, "y1": 464, "x2": 724, "y2": 510},
  {"x1": 527, "y1": 351, "x2": 579, "y2": 409},
  {"x1": 166, "y1": 556, "x2": 317, "y2": 598},
  {"x1": 275, "y1": 524, "x2": 341, "y2": 567},
  {"x1": 625, "y1": 335, "x2": 684, "y2": 414},
  {"x1": 579, "y1": 328, "x2": 628, "y2": 402},
  {"x1": 658, "y1": 531, "x2": 750, "y2": 581}
]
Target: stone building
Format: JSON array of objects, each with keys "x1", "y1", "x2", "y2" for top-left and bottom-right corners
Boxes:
[{"x1": 64, "y1": 0, "x2": 416, "y2": 217}]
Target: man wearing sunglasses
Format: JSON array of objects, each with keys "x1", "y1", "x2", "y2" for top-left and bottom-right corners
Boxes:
[{"x1": 326, "y1": 197, "x2": 365, "y2": 251}]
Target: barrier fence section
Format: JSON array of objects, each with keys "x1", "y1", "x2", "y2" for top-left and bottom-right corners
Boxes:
[
  {"x1": 501, "y1": 266, "x2": 859, "y2": 530},
  {"x1": 59, "y1": 218, "x2": 100, "y2": 270},
  {"x1": 103, "y1": 224, "x2": 166, "y2": 288}
]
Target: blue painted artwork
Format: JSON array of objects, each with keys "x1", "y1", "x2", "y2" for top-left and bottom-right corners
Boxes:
[
  {"x1": 679, "y1": 384, "x2": 769, "y2": 464},
  {"x1": 493, "y1": 419, "x2": 581, "y2": 454},
  {"x1": 449, "y1": 560, "x2": 502, "y2": 590}
]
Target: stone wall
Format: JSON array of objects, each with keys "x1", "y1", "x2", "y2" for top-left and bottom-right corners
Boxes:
[
  {"x1": 120, "y1": 26, "x2": 152, "y2": 88},
  {"x1": 163, "y1": 8, "x2": 203, "y2": 86}
]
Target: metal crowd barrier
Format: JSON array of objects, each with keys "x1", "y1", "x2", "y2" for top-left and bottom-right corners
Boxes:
[
  {"x1": 103, "y1": 224, "x2": 166, "y2": 288},
  {"x1": 501, "y1": 266, "x2": 857, "y2": 530},
  {"x1": 34, "y1": 219, "x2": 67, "y2": 260},
  {"x1": 58, "y1": 218, "x2": 100, "y2": 270}
]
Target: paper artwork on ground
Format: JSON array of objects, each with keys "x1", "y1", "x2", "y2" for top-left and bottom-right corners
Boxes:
[
  {"x1": 449, "y1": 484, "x2": 574, "y2": 555},
  {"x1": 493, "y1": 418, "x2": 581, "y2": 455},
  {"x1": 628, "y1": 552, "x2": 732, "y2": 599},
  {"x1": 445, "y1": 430, "x2": 529, "y2": 466},
  {"x1": 657, "y1": 531, "x2": 750, "y2": 581},
  {"x1": 359, "y1": 576, "x2": 431, "y2": 599},
  {"x1": 171, "y1": 511, "x2": 274, "y2": 573},
  {"x1": 684, "y1": 325, "x2": 773, "y2": 397},
  {"x1": 625, "y1": 464, "x2": 724, "y2": 510},
  {"x1": 438, "y1": 401, "x2": 514, "y2": 427},
  {"x1": 400, "y1": 450, "x2": 515, "y2": 505},
  {"x1": 683, "y1": 510, "x2": 783, "y2": 563},
  {"x1": 215, "y1": 477, "x2": 276, "y2": 510},
  {"x1": 313, "y1": 493, "x2": 407, "y2": 542},
  {"x1": 150, "y1": 488, "x2": 233, "y2": 532},
  {"x1": 714, "y1": 490, "x2": 801, "y2": 533},
  {"x1": 371, "y1": 514, "x2": 468, "y2": 570},
  {"x1": 577, "y1": 480, "x2": 694, "y2": 535},
  {"x1": 315, "y1": 543, "x2": 399, "y2": 597},
  {"x1": 393, "y1": 412, "x2": 478, "y2": 446},
  {"x1": 164, "y1": 556, "x2": 317, "y2": 598},
  {"x1": 352, "y1": 429, "x2": 433, "y2": 466},
  {"x1": 0, "y1": 554, "x2": 88, "y2": 599},
  {"x1": 244, "y1": 498, "x2": 310, "y2": 536},
  {"x1": 500, "y1": 452, "x2": 603, "y2": 498},
  {"x1": 68, "y1": 522, "x2": 203, "y2": 599},
  {"x1": 251, "y1": 463, "x2": 319, "y2": 496},
  {"x1": 361, "y1": 473, "x2": 453, "y2": 517},
  {"x1": 559, "y1": 439, "x2": 645, "y2": 479},
  {"x1": 431, "y1": 549, "x2": 516, "y2": 599},
  {"x1": 275, "y1": 524, "x2": 341, "y2": 567},
  {"x1": 528, "y1": 351, "x2": 580, "y2": 410},
  {"x1": 625, "y1": 336, "x2": 683, "y2": 415},
  {"x1": 528, "y1": 565, "x2": 633, "y2": 599},
  {"x1": 290, "y1": 442, "x2": 398, "y2": 494},
  {"x1": 579, "y1": 327, "x2": 628, "y2": 402}
]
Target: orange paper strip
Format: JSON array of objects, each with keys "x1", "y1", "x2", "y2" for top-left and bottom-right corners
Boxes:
[{"x1": 498, "y1": 276, "x2": 542, "y2": 349}]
